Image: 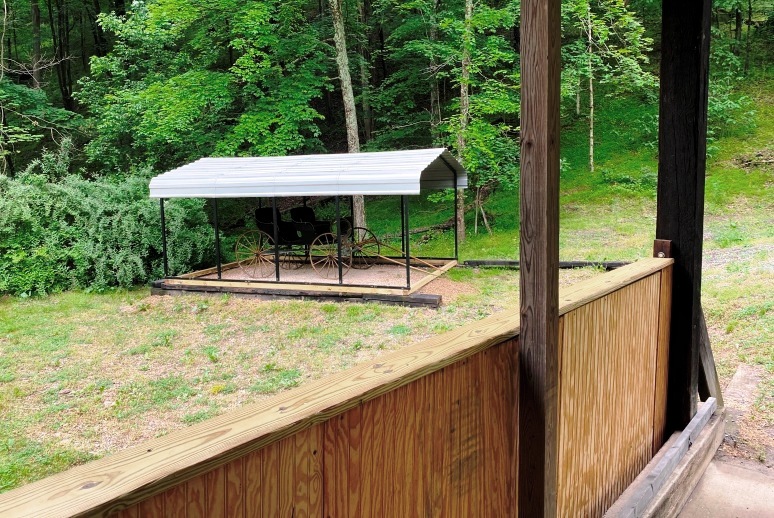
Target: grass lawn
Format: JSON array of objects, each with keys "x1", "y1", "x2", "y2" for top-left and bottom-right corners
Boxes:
[{"x1": 0, "y1": 80, "x2": 771, "y2": 492}]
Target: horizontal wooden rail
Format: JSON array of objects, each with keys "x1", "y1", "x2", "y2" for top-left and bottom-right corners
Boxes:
[{"x1": 0, "y1": 258, "x2": 672, "y2": 518}]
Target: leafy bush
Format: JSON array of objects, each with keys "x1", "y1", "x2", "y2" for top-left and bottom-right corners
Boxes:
[{"x1": 0, "y1": 172, "x2": 214, "y2": 296}]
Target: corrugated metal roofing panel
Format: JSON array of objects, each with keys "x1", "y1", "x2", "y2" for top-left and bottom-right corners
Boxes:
[{"x1": 148, "y1": 148, "x2": 467, "y2": 198}]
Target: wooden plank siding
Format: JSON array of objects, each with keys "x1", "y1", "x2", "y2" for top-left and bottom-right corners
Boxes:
[
  {"x1": 653, "y1": 266, "x2": 673, "y2": 454},
  {"x1": 112, "y1": 340, "x2": 518, "y2": 518},
  {"x1": 556, "y1": 273, "x2": 665, "y2": 516},
  {"x1": 0, "y1": 259, "x2": 672, "y2": 518}
]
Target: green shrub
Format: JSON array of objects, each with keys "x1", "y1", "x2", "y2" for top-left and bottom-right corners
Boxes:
[{"x1": 0, "y1": 172, "x2": 214, "y2": 295}]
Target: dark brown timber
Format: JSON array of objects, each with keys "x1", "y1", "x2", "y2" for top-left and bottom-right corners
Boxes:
[
  {"x1": 657, "y1": 1, "x2": 712, "y2": 431},
  {"x1": 698, "y1": 309, "x2": 724, "y2": 408},
  {"x1": 518, "y1": 0, "x2": 561, "y2": 515}
]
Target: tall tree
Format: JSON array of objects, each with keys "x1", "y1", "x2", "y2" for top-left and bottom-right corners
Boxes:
[
  {"x1": 328, "y1": 0, "x2": 366, "y2": 228},
  {"x1": 46, "y1": 0, "x2": 76, "y2": 110},
  {"x1": 456, "y1": 0, "x2": 472, "y2": 239},
  {"x1": 31, "y1": 0, "x2": 41, "y2": 87},
  {"x1": 1, "y1": 0, "x2": 10, "y2": 174},
  {"x1": 562, "y1": 0, "x2": 656, "y2": 173},
  {"x1": 357, "y1": 0, "x2": 373, "y2": 143}
]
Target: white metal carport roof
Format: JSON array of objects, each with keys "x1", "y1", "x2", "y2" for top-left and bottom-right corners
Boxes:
[{"x1": 149, "y1": 148, "x2": 467, "y2": 199}]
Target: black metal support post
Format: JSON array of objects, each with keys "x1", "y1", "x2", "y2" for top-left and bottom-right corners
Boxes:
[
  {"x1": 400, "y1": 196, "x2": 406, "y2": 255},
  {"x1": 271, "y1": 197, "x2": 280, "y2": 281},
  {"x1": 403, "y1": 195, "x2": 411, "y2": 289},
  {"x1": 213, "y1": 199, "x2": 222, "y2": 280},
  {"x1": 160, "y1": 198, "x2": 169, "y2": 278},
  {"x1": 438, "y1": 154, "x2": 461, "y2": 261},
  {"x1": 453, "y1": 172, "x2": 459, "y2": 260},
  {"x1": 336, "y1": 196, "x2": 343, "y2": 284}
]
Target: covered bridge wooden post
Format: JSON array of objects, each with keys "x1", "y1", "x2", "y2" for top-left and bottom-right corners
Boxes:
[
  {"x1": 657, "y1": 1, "x2": 712, "y2": 430},
  {"x1": 518, "y1": 0, "x2": 561, "y2": 516}
]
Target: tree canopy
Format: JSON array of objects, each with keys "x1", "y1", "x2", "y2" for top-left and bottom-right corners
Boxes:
[{"x1": 1, "y1": 0, "x2": 770, "y2": 185}]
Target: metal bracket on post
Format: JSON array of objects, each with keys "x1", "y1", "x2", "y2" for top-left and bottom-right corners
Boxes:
[{"x1": 653, "y1": 239, "x2": 673, "y2": 258}]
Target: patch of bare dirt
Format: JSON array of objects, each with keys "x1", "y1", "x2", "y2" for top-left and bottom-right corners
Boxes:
[{"x1": 417, "y1": 276, "x2": 477, "y2": 302}]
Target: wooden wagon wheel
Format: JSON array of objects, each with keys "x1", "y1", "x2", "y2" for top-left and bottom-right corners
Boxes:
[
  {"x1": 279, "y1": 247, "x2": 306, "y2": 270},
  {"x1": 309, "y1": 233, "x2": 352, "y2": 279},
  {"x1": 234, "y1": 230, "x2": 276, "y2": 278},
  {"x1": 350, "y1": 227, "x2": 380, "y2": 269}
]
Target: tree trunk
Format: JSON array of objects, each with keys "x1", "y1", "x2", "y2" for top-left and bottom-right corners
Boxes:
[
  {"x1": 79, "y1": 12, "x2": 87, "y2": 70},
  {"x1": 744, "y1": 0, "x2": 752, "y2": 73},
  {"x1": 576, "y1": 83, "x2": 581, "y2": 116},
  {"x1": 1, "y1": 0, "x2": 10, "y2": 175},
  {"x1": 456, "y1": 0, "x2": 473, "y2": 243},
  {"x1": 47, "y1": 0, "x2": 76, "y2": 111},
  {"x1": 429, "y1": 0, "x2": 441, "y2": 141},
  {"x1": 358, "y1": 0, "x2": 372, "y2": 143},
  {"x1": 31, "y1": 0, "x2": 41, "y2": 87},
  {"x1": 90, "y1": 0, "x2": 108, "y2": 57},
  {"x1": 328, "y1": 0, "x2": 366, "y2": 228},
  {"x1": 734, "y1": 7, "x2": 743, "y2": 54},
  {"x1": 1, "y1": 0, "x2": 7, "y2": 81},
  {"x1": 587, "y1": 4, "x2": 595, "y2": 174}
]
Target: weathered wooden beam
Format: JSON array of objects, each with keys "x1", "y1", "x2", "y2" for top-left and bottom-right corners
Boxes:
[
  {"x1": 604, "y1": 398, "x2": 719, "y2": 518},
  {"x1": 698, "y1": 309, "x2": 724, "y2": 408},
  {"x1": 657, "y1": 0, "x2": 712, "y2": 430},
  {"x1": 518, "y1": 0, "x2": 561, "y2": 515}
]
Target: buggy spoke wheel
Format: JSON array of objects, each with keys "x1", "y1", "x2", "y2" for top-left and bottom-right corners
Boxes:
[
  {"x1": 280, "y1": 247, "x2": 306, "y2": 270},
  {"x1": 234, "y1": 230, "x2": 276, "y2": 278},
  {"x1": 350, "y1": 227, "x2": 380, "y2": 269},
  {"x1": 310, "y1": 233, "x2": 351, "y2": 279}
]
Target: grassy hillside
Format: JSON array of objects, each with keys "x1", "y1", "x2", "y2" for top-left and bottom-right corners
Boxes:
[{"x1": 365, "y1": 79, "x2": 772, "y2": 263}]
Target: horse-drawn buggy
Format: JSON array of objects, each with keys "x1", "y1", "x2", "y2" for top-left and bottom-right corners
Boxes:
[{"x1": 233, "y1": 205, "x2": 381, "y2": 279}]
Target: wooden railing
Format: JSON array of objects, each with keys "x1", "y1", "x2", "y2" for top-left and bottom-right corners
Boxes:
[{"x1": 0, "y1": 258, "x2": 672, "y2": 517}]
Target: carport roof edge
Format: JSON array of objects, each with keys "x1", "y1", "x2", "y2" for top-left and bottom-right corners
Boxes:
[{"x1": 148, "y1": 148, "x2": 467, "y2": 198}]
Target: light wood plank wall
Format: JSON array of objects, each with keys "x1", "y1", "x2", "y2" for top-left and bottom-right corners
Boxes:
[
  {"x1": 556, "y1": 270, "x2": 671, "y2": 516},
  {"x1": 116, "y1": 340, "x2": 519, "y2": 517}
]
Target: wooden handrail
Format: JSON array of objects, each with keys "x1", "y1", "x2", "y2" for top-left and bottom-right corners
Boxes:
[{"x1": 0, "y1": 258, "x2": 672, "y2": 518}]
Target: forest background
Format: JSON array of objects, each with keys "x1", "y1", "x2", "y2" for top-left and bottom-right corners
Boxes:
[{"x1": 0, "y1": 0, "x2": 772, "y2": 295}]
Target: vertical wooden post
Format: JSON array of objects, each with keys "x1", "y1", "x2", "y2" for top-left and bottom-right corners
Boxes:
[
  {"x1": 518, "y1": 0, "x2": 561, "y2": 516},
  {"x1": 657, "y1": 1, "x2": 712, "y2": 430}
]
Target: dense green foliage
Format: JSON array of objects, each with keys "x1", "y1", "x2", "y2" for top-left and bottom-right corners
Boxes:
[
  {"x1": 0, "y1": 149, "x2": 214, "y2": 294},
  {"x1": 0, "y1": 0, "x2": 771, "y2": 294}
]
